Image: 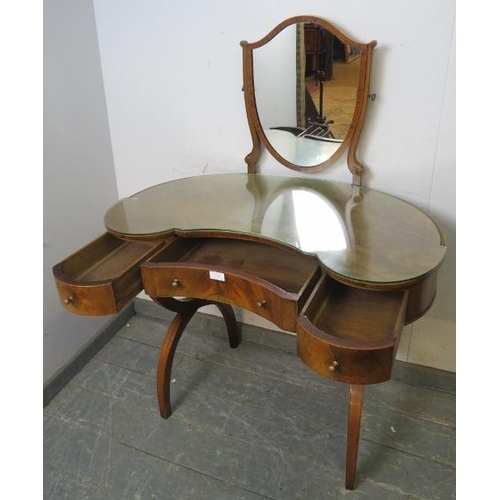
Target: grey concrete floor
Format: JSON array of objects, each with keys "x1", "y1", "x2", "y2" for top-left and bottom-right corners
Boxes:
[{"x1": 44, "y1": 308, "x2": 456, "y2": 499}]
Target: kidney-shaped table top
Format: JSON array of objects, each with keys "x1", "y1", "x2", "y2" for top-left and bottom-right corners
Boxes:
[{"x1": 104, "y1": 173, "x2": 446, "y2": 285}]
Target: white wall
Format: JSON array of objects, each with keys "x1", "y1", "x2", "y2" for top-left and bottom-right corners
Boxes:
[
  {"x1": 87, "y1": 0, "x2": 455, "y2": 372},
  {"x1": 43, "y1": 0, "x2": 119, "y2": 382},
  {"x1": 92, "y1": 0, "x2": 456, "y2": 372}
]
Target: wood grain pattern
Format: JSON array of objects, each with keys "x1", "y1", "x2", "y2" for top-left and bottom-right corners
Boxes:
[
  {"x1": 297, "y1": 274, "x2": 408, "y2": 384},
  {"x1": 52, "y1": 233, "x2": 165, "y2": 315},
  {"x1": 142, "y1": 237, "x2": 320, "y2": 331}
]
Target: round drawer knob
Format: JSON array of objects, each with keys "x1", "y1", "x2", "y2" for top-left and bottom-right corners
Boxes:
[
  {"x1": 172, "y1": 279, "x2": 180, "y2": 288},
  {"x1": 64, "y1": 297, "x2": 73, "y2": 305},
  {"x1": 328, "y1": 361, "x2": 339, "y2": 373},
  {"x1": 256, "y1": 300, "x2": 266, "y2": 308}
]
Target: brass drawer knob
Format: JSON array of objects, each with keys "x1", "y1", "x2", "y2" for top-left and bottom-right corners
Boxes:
[
  {"x1": 64, "y1": 297, "x2": 73, "y2": 305},
  {"x1": 256, "y1": 300, "x2": 266, "y2": 308},
  {"x1": 328, "y1": 361, "x2": 339, "y2": 373},
  {"x1": 172, "y1": 279, "x2": 180, "y2": 288}
]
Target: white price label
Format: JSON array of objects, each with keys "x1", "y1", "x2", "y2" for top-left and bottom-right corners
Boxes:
[{"x1": 209, "y1": 271, "x2": 225, "y2": 282}]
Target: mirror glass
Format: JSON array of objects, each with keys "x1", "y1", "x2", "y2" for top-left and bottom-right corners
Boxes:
[{"x1": 252, "y1": 22, "x2": 361, "y2": 167}]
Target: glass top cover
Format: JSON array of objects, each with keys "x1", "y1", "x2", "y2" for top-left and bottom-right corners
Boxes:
[{"x1": 105, "y1": 174, "x2": 446, "y2": 284}]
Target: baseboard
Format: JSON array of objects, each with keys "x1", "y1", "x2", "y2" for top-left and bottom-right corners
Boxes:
[
  {"x1": 43, "y1": 303, "x2": 135, "y2": 406},
  {"x1": 391, "y1": 359, "x2": 456, "y2": 394}
]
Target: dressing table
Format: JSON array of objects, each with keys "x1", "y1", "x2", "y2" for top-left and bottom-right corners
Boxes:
[{"x1": 52, "y1": 16, "x2": 446, "y2": 492}]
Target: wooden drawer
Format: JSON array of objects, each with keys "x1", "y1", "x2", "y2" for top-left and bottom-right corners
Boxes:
[
  {"x1": 141, "y1": 237, "x2": 321, "y2": 332},
  {"x1": 297, "y1": 275, "x2": 408, "y2": 384},
  {"x1": 53, "y1": 233, "x2": 166, "y2": 316}
]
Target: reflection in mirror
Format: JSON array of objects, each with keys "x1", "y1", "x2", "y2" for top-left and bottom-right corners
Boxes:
[
  {"x1": 241, "y1": 16, "x2": 376, "y2": 182},
  {"x1": 253, "y1": 22, "x2": 361, "y2": 167}
]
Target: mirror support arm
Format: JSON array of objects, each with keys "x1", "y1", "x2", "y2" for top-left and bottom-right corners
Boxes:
[
  {"x1": 347, "y1": 41, "x2": 377, "y2": 186},
  {"x1": 241, "y1": 41, "x2": 260, "y2": 174}
]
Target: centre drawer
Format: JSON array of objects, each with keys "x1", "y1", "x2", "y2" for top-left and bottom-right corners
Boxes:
[
  {"x1": 297, "y1": 274, "x2": 408, "y2": 384},
  {"x1": 141, "y1": 237, "x2": 321, "y2": 332}
]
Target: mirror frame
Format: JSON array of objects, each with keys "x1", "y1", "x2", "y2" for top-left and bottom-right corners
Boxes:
[{"x1": 241, "y1": 16, "x2": 377, "y2": 185}]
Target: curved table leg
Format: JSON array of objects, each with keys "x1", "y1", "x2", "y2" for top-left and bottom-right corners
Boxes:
[
  {"x1": 214, "y1": 302, "x2": 241, "y2": 348},
  {"x1": 154, "y1": 297, "x2": 240, "y2": 419},
  {"x1": 154, "y1": 297, "x2": 240, "y2": 349},
  {"x1": 157, "y1": 301, "x2": 202, "y2": 418},
  {"x1": 345, "y1": 384, "x2": 364, "y2": 490}
]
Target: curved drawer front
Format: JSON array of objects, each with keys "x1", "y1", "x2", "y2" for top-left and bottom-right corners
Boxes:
[
  {"x1": 405, "y1": 268, "x2": 438, "y2": 324},
  {"x1": 142, "y1": 263, "x2": 300, "y2": 331},
  {"x1": 53, "y1": 233, "x2": 166, "y2": 316},
  {"x1": 297, "y1": 275, "x2": 408, "y2": 384},
  {"x1": 54, "y1": 280, "x2": 119, "y2": 316},
  {"x1": 297, "y1": 317, "x2": 396, "y2": 384}
]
